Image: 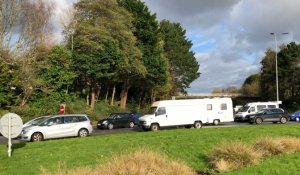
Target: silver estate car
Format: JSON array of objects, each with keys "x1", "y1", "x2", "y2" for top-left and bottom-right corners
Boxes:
[{"x1": 21, "y1": 114, "x2": 93, "y2": 142}]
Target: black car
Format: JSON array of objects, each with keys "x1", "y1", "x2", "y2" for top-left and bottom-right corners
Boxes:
[
  {"x1": 248, "y1": 108, "x2": 290, "y2": 124},
  {"x1": 97, "y1": 112, "x2": 142, "y2": 130}
]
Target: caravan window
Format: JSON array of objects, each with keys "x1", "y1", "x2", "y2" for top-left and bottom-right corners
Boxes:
[
  {"x1": 207, "y1": 104, "x2": 212, "y2": 111},
  {"x1": 257, "y1": 105, "x2": 266, "y2": 111},
  {"x1": 156, "y1": 107, "x2": 166, "y2": 115},
  {"x1": 221, "y1": 103, "x2": 227, "y2": 110},
  {"x1": 268, "y1": 105, "x2": 276, "y2": 108}
]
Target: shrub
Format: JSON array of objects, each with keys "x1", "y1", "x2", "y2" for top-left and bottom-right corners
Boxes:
[
  {"x1": 41, "y1": 149, "x2": 196, "y2": 175},
  {"x1": 208, "y1": 141, "x2": 262, "y2": 172},
  {"x1": 253, "y1": 137, "x2": 300, "y2": 156}
]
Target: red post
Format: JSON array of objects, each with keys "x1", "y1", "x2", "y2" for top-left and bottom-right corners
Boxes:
[{"x1": 59, "y1": 104, "x2": 66, "y2": 114}]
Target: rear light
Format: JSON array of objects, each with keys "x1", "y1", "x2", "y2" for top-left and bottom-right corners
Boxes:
[{"x1": 90, "y1": 121, "x2": 93, "y2": 125}]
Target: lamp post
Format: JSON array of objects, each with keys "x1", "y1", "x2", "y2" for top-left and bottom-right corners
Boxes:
[{"x1": 270, "y1": 32, "x2": 289, "y2": 102}]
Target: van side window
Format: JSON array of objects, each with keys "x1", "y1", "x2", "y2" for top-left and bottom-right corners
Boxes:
[
  {"x1": 207, "y1": 104, "x2": 212, "y2": 111},
  {"x1": 249, "y1": 107, "x2": 255, "y2": 112},
  {"x1": 221, "y1": 104, "x2": 227, "y2": 110},
  {"x1": 257, "y1": 105, "x2": 266, "y2": 111},
  {"x1": 268, "y1": 105, "x2": 276, "y2": 108},
  {"x1": 156, "y1": 107, "x2": 166, "y2": 115}
]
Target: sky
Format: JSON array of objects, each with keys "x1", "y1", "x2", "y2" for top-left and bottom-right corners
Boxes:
[{"x1": 54, "y1": 0, "x2": 300, "y2": 93}]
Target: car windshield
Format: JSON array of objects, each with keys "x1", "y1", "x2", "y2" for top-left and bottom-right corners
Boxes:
[
  {"x1": 257, "y1": 109, "x2": 268, "y2": 114},
  {"x1": 29, "y1": 117, "x2": 49, "y2": 126},
  {"x1": 38, "y1": 118, "x2": 59, "y2": 126},
  {"x1": 240, "y1": 105, "x2": 250, "y2": 112},
  {"x1": 147, "y1": 107, "x2": 157, "y2": 114},
  {"x1": 108, "y1": 114, "x2": 117, "y2": 119}
]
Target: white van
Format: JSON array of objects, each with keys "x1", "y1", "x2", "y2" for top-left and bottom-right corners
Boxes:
[
  {"x1": 139, "y1": 98, "x2": 233, "y2": 131},
  {"x1": 234, "y1": 101, "x2": 281, "y2": 121}
]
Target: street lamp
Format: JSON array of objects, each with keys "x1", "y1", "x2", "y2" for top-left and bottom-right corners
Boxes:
[{"x1": 270, "y1": 32, "x2": 289, "y2": 102}]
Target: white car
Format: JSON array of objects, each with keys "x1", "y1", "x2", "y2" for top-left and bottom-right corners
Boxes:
[{"x1": 21, "y1": 114, "x2": 93, "y2": 142}]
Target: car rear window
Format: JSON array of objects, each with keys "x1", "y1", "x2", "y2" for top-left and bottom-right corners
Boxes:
[{"x1": 78, "y1": 116, "x2": 88, "y2": 122}]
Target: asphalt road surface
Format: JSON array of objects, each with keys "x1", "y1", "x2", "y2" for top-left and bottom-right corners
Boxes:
[{"x1": 0, "y1": 121, "x2": 299, "y2": 145}]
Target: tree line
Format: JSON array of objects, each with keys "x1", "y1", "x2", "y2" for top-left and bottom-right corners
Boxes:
[
  {"x1": 0, "y1": 0, "x2": 200, "y2": 116},
  {"x1": 213, "y1": 42, "x2": 300, "y2": 110}
]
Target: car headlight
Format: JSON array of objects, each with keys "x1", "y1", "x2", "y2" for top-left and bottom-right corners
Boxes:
[{"x1": 22, "y1": 130, "x2": 28, "y2": 134}]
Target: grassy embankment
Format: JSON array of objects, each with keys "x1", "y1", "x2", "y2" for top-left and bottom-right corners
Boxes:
[{"x1": 1, "y1": 124, "x2": 300, "y2": 174}]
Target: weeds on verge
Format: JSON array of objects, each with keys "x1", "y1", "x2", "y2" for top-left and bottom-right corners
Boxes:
[
  {"x1": 208, "y1": 136, "x2": 300, "y2": 173},
  {"x1": 41, "y1": 148, "x2": 196, "y2": 175}
]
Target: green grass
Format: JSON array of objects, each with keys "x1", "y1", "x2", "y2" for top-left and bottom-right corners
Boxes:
[{"x1": 0, "y1": 124, "x2": 300, "y2": 175}]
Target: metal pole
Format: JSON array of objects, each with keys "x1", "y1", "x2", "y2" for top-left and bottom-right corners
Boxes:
[
  {"x1": 274, "y1": 34, "x2": 279, "y2": 102},
  {"x1": 8, "y1": 115, "x2": 11, "y2": 158}
]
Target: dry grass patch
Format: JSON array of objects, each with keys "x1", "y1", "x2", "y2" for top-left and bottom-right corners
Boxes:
[
  {"x1": 41, "y1": 149, "x2": 196, "y2": 175},
  {"x1": 208, "y1": 141, "x2": 261, "y2": 172},
  {"x1": 253, "y1": 137, "x2": 300, "y2": 156},
  {"x1": 208, "y1": 136, "x2": 300, "y2": 173}
]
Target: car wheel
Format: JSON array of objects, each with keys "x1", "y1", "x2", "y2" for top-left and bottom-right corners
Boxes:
[
  {"x1": 213, "y1": 119, "x2": 220, "y2": 125},
  {"x1": 129, "y1": 121, "x2": 134, "y2": 128},
  {"x1": 107, "y1": 123, "x2": 114, "y2": 130},
  {"x1": 150, "y1": 124, "x2": 159, "y2": 131},
  {"x1": 78, "y1": 128, "x2": 89, "y2": 137},
  {"x1": 296, "y1": 117, "x2": 300, "y2": 122},
  {"x1": 194, "y1": 121, "x2": 202, "y2": 128},
  {"x1": 31, "y1": 132, "x2": 43, "y2": 142},
  {"x1": 280, "y1": 117, "x2": 287, "y2": 124},
  {"x1": 255, "y1": 117, "x2": 263, "y2": 124}
]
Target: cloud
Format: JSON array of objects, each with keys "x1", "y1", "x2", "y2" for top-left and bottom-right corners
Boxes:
[{"x1": 143, "y1": 0, "x2": 300, "y2": 93}]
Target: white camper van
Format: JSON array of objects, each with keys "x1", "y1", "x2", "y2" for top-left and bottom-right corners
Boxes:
[
  {"x1": 139, "y1": 98, "x2": 233, "y2": 131},
  {"x1": 234, "y1": 101, "x2": 281, "y2": 121}
]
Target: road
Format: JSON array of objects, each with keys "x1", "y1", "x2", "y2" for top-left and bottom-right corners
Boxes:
[{"x1": 0, "y1": 121, "x2": 299, "y2": 145}]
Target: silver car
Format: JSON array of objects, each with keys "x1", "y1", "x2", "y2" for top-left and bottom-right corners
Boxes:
[{"x1": 21, "y1": 114, "x2": 93, "y2": 142}]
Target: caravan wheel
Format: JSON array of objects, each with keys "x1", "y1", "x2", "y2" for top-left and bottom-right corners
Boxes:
[
  {"x1": 213, "y1": 119, "x2": 220, "y2": 125},
  {"x1": 194, "y1": 121, "x2": 202, "y2": 129}
]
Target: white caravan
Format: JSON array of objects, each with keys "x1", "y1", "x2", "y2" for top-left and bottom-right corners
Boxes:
[
  {"x1": 234, "y1": 101, "x2": 281, "y2": 121},
  {"x1": 139, "y1": 98, "x2": 233, "y2": 131}
]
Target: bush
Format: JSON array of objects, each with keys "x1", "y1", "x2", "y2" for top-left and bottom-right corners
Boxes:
[
  {"x1": 253, "y1": 137, "x2": 300, "y2": 156},
  {"x1": 208, "y1": 142, "x2": 262, "y2": 172},
  {"x1": 41, "y1": 149, "x2": 196, "y2": 175},
  {"x1": 208, "y1": 137, "x2": 300, "y2": 173}
]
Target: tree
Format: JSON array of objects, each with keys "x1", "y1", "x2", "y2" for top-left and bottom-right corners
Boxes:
[
  {"x1": 241, "y1": 74, "x2": 261, "y2": 97},
  {"x1": 117, "y1": 0, "x2": 169, "y2": 103},
  {"x1": 0, "y1": 49, "x2": 16, "y2": 108},
  {"x1": 277, "y1": 42, "x2": 300, "y2": 100},
  {"x1": 38, "y1": 45, "x2": 77, "y2": 94},
  {"x1": 160, "y1": 20, "x2": 200, "y2": 95},
  {"x1": 72, "y1": 0, "x2": 146, "y2": 109},
  {"x1": 260, "y1": 49, "x2": 276, "y2": 100}
]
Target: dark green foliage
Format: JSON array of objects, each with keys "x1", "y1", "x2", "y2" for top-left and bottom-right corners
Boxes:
[
  {"x1": 260, "y1": 42, "x2": 300, "y2": 110},
  {"x1": 0, "y1": 49, "x2": 17, "y2": 108},
  {"x1": 118, "y1": 0, "x2": 169, "y2": 87},
  {"x1": 160, "y1": 20, "x2": 200, "y2": 94},
  {"x1": 39, "y1": 45, "x2": 77, "y2": 93}
]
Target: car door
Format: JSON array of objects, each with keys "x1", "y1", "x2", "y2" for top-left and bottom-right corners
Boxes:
[
  {"x1": 60, "y1": 116, "x2": 78, "y2": 137},
  {"x1": 263, "y1": 109, "x2": 275, "y2": 121},
  {"x1": 44, "y1": 117, "x2": 64, "y2": 139}
]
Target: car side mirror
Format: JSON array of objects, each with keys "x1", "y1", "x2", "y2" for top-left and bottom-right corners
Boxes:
[
  {"x1": 248, "y1": 110, "x2": 250, "y2": 113},
  {"x1": 155, "y1": 112, "x2": 158, "y2": 116}
]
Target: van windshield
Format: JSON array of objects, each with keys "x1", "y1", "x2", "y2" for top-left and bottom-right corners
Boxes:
[
  {"x1": 240, "y1": 105, "x2": 250, "y2": 112},
  {"x1": 147, "y1": 107, "x2": 157, "y2": 114}
]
